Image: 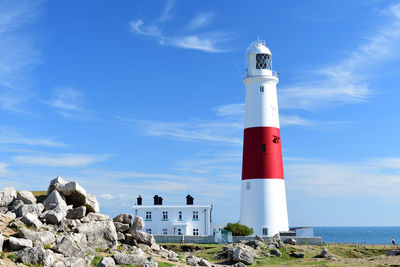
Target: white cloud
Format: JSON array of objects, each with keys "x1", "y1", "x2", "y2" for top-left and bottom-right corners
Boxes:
[
  {"x1": 130, "y1": 2, "x2": 232, "y2": 53},
  {"x1": 0, "y1": 0, "x2": 43, "y2": 111},
  {"x1": 279, "y1": 3, "x2": 400, "y2": 110},
  {"x1": 47, "y1": 87, "x2": 84, "y2": 112},
  {"x1": 0, "y1": 128, "x2": 64, "y2": 147},
  {"x1": 13, "y1": 153, "x2": 109, "y2": 167},
  {"x1": 0, "y1": 162, "x2": 10, "y2": 177}
]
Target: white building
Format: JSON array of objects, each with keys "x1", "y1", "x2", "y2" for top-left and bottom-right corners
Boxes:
[{"x1": 132, "y1": 195, "x2": 212, "y2": 236}]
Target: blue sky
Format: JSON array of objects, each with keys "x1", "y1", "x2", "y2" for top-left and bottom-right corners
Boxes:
[{"x1": 1, "y1": 0, "x2": 400, "y2": 226}]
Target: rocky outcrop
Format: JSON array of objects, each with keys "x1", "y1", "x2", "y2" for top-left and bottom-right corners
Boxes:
[
  {"x1": 17, "y1": 190, "x2": 37, "y2": 205},
  {"x1": 232, "y1": 246, "x2": 255, "y2": 265},
  {"x1": 113, "y1": 249, "x2": 146, "y2": 265},
  {"x1": 283, "y1": 238, "x2": 296, "y2": 245},
  {"x1": 43, "y1": 190, "x2": 67, "y2": 211},
  {"x1": 16, "y1": 246, "x2": 55, "y2": 266},
  {"x1": 8, "y1": 237, "x2": 33, "y2": 250},
  {"x1": 97, "y1": 256, "x2": 116, "y2": 267},
  {"x1": 85, "y1": 193, "x2": 100, "y2": 213},
  {"x1": 113, "y1": 213, "x2": 132, "y2": 225},
  {"x1": 0, "y1": 187, "x2": 16, "y2": 207},
  {"x1": 56, "y1": 181, "x2": 87, "y2": 207},
  {"x1": 19, "y1": 227, "x2": 55, "y2": 246},
  {"x1": 319, "y1": 247, "x2": 333, "y2": 259},
  {"x1": 66, "y1": 206, "x2": 86, "y2": 219},
  {"x1": 54, "y1": 235, "x2": 86, "y2": 258}
]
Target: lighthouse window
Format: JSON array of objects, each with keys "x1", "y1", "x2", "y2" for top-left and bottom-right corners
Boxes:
[
  {"x1": 256, "y1": 54, "x2": 267, "y2": 69},
  {"x1": 260, "y1": 144, "x2": 266, "y2": 152},
  {"x1": 260, "y1": 86, "x2": 264, "y2": 93},
  {"x1": 263, "y1": 228, "x2": 268, "y2": 236}
]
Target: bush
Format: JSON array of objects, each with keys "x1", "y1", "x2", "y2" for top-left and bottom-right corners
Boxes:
[{"x1": 224, "y1": 222, "x2": 253, "y2": 236}]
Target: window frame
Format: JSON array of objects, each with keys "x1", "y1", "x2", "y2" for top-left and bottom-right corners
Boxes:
[
  {"x1": 193, "y1": 228, "x2": 199, "y2": 236},
  {"x1": 145, "y1": 211, "x2": 152, "y2": 221},
  {"x1": 162, "y1": 211, "x2": 168, "y2": 220},
  {"x1": 193, "y1": 211, "x2": 199, "y2": 220}
]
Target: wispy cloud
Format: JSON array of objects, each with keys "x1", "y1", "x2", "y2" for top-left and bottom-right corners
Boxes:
[
  {"x1": 0, "y1": 162, "x2": 10, "y2": 177},
  {"x1": 47, "y1": 87, "x2": 84, "y2": 112},
  {"x1": 0, "y1": 0, "x2": 43, "y2": 111},
  {"x1": 130, "y1": 2, "x2": 233, "y2": 53},
  {"x1": 13, "y1": 153, "x2": 109, "y2": 167},
  {"x1": 279, "y1": 3, "x2": 400, "y2": 110},
  {"x1": 0, "y1": 128, "x2": 64, "y2": 147}
]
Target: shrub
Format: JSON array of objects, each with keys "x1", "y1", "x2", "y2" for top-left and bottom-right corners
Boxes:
[{"x1": 224, "y1": 222, "x2": 253, "y2": 236}]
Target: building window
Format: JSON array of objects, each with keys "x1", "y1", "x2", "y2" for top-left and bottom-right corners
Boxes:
[
  {"x1": 178, "y1": 228, "x2": 182, "y2": 235},
  {"x1": 145, "y1": 211, "x2": 152, "y2": 220},
  {"x1": 246, "y1": 181, "x2": 250, "y2": 190},
  {"x1": 178, "y1": 211, "x2": 182, "y2": 221},
  {"x1": 162, "y1": 228, "x2": 168, "y2": 235},
  {"x1": 193, "y1": 229, "x2": 199, "y2": 236},
  {"x1": 193, "y1": 211, "x2": 199, "y2": 220},
  {"x1": 260, "y1": 144, "x2": 266, "y2": 152},
  {"x1": 263, "y1": 228, "x2": 268, "y2": 236},
  {"x1": 146, "y1": 228, "x2": 152, "y2": 234},
  {"x1": 162, "y1": 211, "x2": 168, "y2": 220},
  {"x1": 256, "y1": 53, "x2": 272, "y2": 70},
  {"x1": 260, "y1": 86, "x2": 264, "y2": 93}
]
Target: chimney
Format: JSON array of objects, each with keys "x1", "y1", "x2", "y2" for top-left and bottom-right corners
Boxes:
[
  {"x1": 186, "y1": 195, "x2": 194, "y2": 205},
  {"x1": 137, "y1": 195, "x2": 142, "y2": 205},
  {"x1": 153, "y1": 195, "x2": 163, "y2": 205}
]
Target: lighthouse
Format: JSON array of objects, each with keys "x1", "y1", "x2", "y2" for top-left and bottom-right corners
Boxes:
[{"x1": 240, "y1": 40, "x2": 289, "y2": 236}]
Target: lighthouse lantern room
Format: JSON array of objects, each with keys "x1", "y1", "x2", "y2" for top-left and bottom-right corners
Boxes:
[{"x1": 240, "y1": 40, "x2": 289, "y2": 237}]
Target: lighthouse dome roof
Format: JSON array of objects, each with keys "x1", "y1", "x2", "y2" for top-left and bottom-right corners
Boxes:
[{"x1": 246, "y1": 40, "x2": 271, "y2": 56}]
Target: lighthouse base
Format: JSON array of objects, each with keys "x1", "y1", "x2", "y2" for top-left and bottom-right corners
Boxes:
[{"x1": 240, "y1": 179, "x2": 289, "y2": 236}]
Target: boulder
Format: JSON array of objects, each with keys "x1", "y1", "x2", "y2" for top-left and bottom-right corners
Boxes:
[
  {"x1": 113, "y1": 250, "x2": 146, "y2": 265},
  {"x1": 114, "y1": 222, "x2": 129, "y2": 233},
  {"x1": 283, "y1": 238, "x2": 296, "y2": 245},
  {"x1": 387, "y1": 249, "x2": 400, "y2": 256},
  {"x1": 8, "y1": 199, "x2": 24, "y2": 211},
  {"x1": 319, "y1": 247, "x2": 333, "y2": 259},
  {"x1": 233, "y1": 263, "x2": 247, "y2": 267},
  {"x1": 0, "y1": 187, "x2": 16, "y2": 207},
  {"x1": 113, "y1": 213, "x2": 132, "y2": 225},
  {"x1": 75, "y1": 217, "x2": 118, "y2": 249},
  {"x1": 129, "y1": 229, "x2": 156, "y2": 246},
  {"x1": 53, "y1": 236, "x2": 86, "y2": 258},
  {"x1": 8, "y1": 237, "x2": 33, "y2": 251},
  {"x1": 16, "y1": 246, "x2": 55, "y2": 266},
  {"x1": 85, "y1": 194, "x2": 99, "y2": 213},
  {"x1": 16, "y1": 203, "x2": 44, "y2": 218},
  {"x1": 43, "y1": 190, "x2": 67, "y2": 211},
  {"x1": 254, "y1": 235, "x2": 264, "y2": 242},
  {"x1": 56, "y1": 181, "x2": 87, "y2": 207},
  {"x1": 117, "y1": 232, "x2": 125, "y2": 241},
  {"x1": 290, "y1": 252, "x2": 304, "y2": 258},
  {"x1": 66, "y1": 206, "x2": 86, "y2": 219},
  {"x1": 19, "y1": 227, "x2": 55, "y2": 246},
  {"x1": 270, "y1": 233, "x2": 283, "y2": 248},
  {"x1": 17, "y1": 190, "x2": 37, "y2": 205},
  {"x1": 20, "y1": 212, "x2": 42, "y2": 229},
  {"x1": 44, "y1": 206, "x2": 67, "y2": 224},
  {"x1": 270, "y1": 249, "x2": 282, "y2": 257},
  {"x1": 97, "y1": 256, "x2": 116, "y2": 267},
  {"x1": 233, "y1": 246, "x2": 255, "y2": 265},
  {"x1": 132, "y1": 216, "x2": 145, "y2": 230},
  {"x1": 199, "y1": 258, "x2": 213, "y2": 267},
  {"x1": 0, "y1": 233, "x2": 3, "y2": 253},
  {"x1": 186, "y1": 255, "x2": 201, "y2": 266},
  {"x1": 47, "y1": 176, "x2": 67, "y2": 195},
  {"x1": 245, "y1": 240, "x2": 263, "y2": 249}
]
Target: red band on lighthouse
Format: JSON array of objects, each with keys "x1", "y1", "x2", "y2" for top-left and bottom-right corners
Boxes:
[{"x1": 242, "y1": 127, "x2": 284, "y2": 180}]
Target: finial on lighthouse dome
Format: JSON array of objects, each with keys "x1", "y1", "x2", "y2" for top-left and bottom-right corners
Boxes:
[{"x1": 245, "y1": 39, "x2": 276, "y2": 79}]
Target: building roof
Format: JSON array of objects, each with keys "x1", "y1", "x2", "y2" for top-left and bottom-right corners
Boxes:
[{"x1": 132, "y1": 205, "x2": 211, "y2": 209}]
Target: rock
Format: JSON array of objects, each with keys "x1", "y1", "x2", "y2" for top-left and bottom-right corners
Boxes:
[
  {"x1": 245, "y1": 240, "x2": 263, "y2": 249},
  {"x1": 16, "y1": 246, "x2": 55, "y2": 266},
  {"x1": 254, "y1": 235, "x2": 264, "y2": 242},
  {"x1": 233, "y1": 246, "x2": 255, "y2": 265},
  {"x1": 4, "y1": 210, "x2": 16, "y2": 220},
  {"x1": 186, "y1": 255, "x2": 201, "y2": 266},
  {"x1": 233, "y1": 263, "x2": 247, "y2": 267},
  {"x1": 43, "y1": 190, "x2": 67, "y2": 211},
  {"x1": 113, "y1": 250, "x2": 146, "y2": 265},
  {"x1": 270, "y1": 233, "x2": 283, "y2": 249},
  {"x1": 319, "y1": 247, "x2": 333, "y2": 259},
  {"x1": 57, "y1": 256, "x2": 87, "y2": 267},
  {"x1": 387, "y1": 249, "x2": 400, "y2": 256},
  {"x1": 56, "y1": 181, "x2": 87, "y2": 207},
  {"x1": 53, "y1": 236, "x2": 86, "y2": 258},
  {"x1": 129, "y1": 229, "x2": 156, "y2": 246},
  {"x1": 199, "y1": 258, "x2": 212, "y2": 267},
  {"x1": 20, "y1": 213, "x2": 42, "y2": 229},
  {"x1": 85, "y1": 194, "x2": 99, "y2": 213},
  {"x1": 8, "y1": 237, "x2": 33, "y2": 251},
  {"x1": 270, "y1": 249, "x2": 282, "y2": 257},
  {"x1": 19, "y1": 227, "x2": 55, "y2": 246},
  {"x1": 97, "y1": 256, "x2": 115, "y2": 267},
  {"x1": 113, "y1": 213, "x2": 132, "y2": 225},
  {"x1": 290, "y1": 252, "x2": 304, "y2": 258},
  {"x1": 137, "y1": 243, "x2": 151, "y2": 252},
  {"x1": 8, "y1": 199, "x2": 24, "y2": 211},
  {"x1": 17, "y1": 190, "x2": 37, "y2": 205},
  {"x1": 15, "y1": 204, "x2": 44, "y2": 218},
  {"x1": 117, "y1": 232, "x2": 125, "y2": 241},
  {"x1": 283, "y1": 238, "x2": 296, "y2": 245},
  {"x1": 86, "y1": 212, "x2": 110, "y2": 221},
  {"x1": 44, "y1": 206, "x2": 67, "y2": 224},
  {"x1": 114, "y1": 222, "x2": 129, "y2": 232},
  {"x1": 75, "y1": 217, "x2": 118, "y2": 249},
  {"x1": 0, "y1": 187, "x2": 16, "y2": 207},
  {"x1": 66, "y1": 206, "x2": 86, "y2": 219},
  {"x1": 0, "y1": 206, "x2": 7, "y2": 214},
  {"x1": 264, "y1": 253, "x2": 270, "y2": 257},
  {"x1": 47, "y1": 176, "x2": 67, "y2": 195},
  {"x1": 143, "y1": 257, "x2": 158, "y2": 267},
  {"x1": 132, "y1": 216, "x2": 145, "y2": 230},
  {"x1": 0, "y1": 233, "x2": 3, "y2": 253}
]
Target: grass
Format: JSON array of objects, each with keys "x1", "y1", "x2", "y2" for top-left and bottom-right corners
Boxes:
[
  {"x1": 91, "y1": 255, "x2": 103, "y2": 266},
  {"x1": 31, "y1": 191, "x2": 47, "y2": 203},
  {"x1": 7, "y1": 253, "x2": 17, "y2": 260},
  {"x1": 23, "y1": 264, "x2": 43, "y2": 267},
  {"x1": 157, "y1": 262, "x2": 174, "y2": 267},
  {"x1": 0, "y1": 252, "x2": 4, "y2": 259}
]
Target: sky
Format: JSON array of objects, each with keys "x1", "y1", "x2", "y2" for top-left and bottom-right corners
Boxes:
[{"x1": 1, "y1": 0, "x2": 400, "y2": 226}]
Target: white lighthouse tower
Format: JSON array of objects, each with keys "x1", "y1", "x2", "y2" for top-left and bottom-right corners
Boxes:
[{"x1": 240, "y1": 40, "x2": 289, "y2": 237}]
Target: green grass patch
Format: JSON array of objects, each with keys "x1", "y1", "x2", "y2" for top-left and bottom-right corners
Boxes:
[
  {"x1": 23, "y1": 263, "x2": 43, "y2": 267},
  {"x1": 7, "y1": 253, "x2": 17, "y2": 260},
  {"x1": 31, "y1": 191, "x2": 47, "y2": 203},
  {"x1": 91, "y1": 255, "x2": 103, "y2": 266},
  {"x1": 157, "y1": 262, "x2": 174, "y2": 267}
]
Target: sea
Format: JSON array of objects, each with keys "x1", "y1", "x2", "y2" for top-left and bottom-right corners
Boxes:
[{"x1": 313, "y1": 226, "x2": 400, "y2": 245}]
